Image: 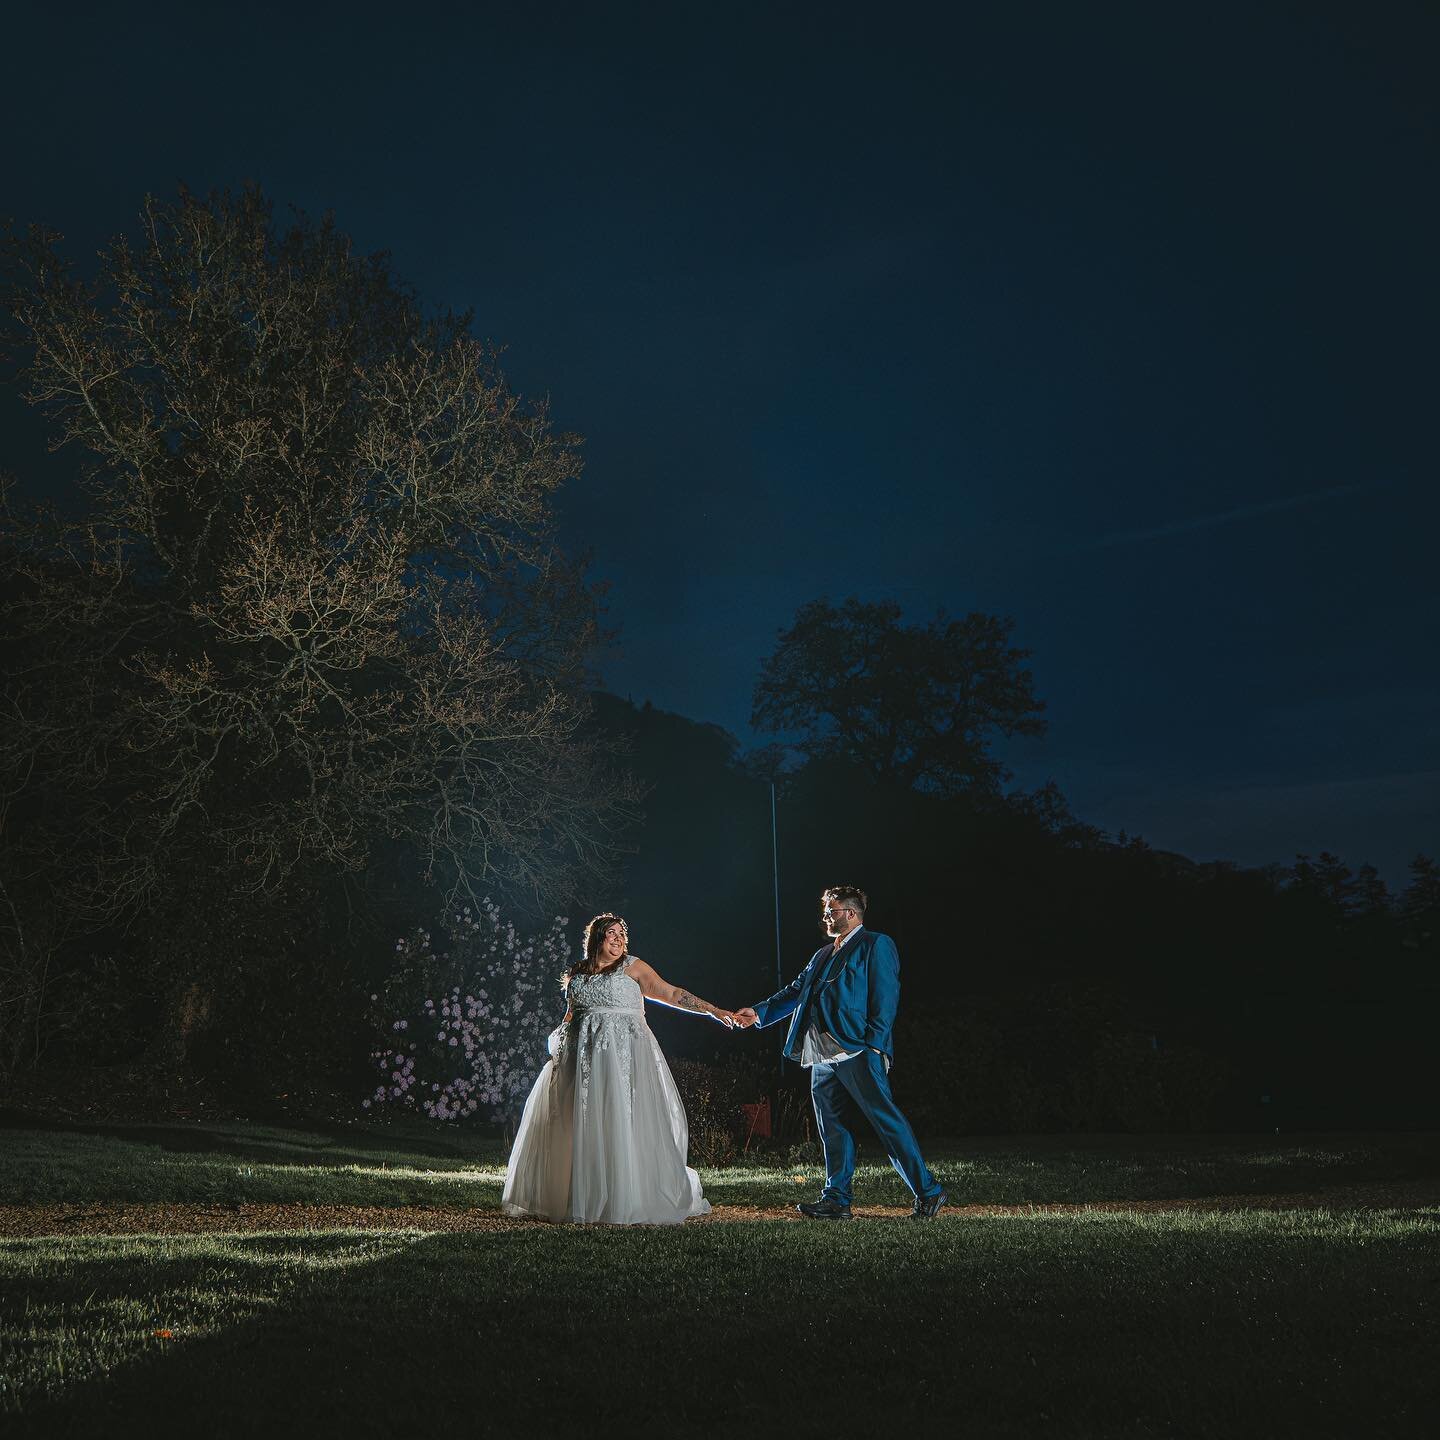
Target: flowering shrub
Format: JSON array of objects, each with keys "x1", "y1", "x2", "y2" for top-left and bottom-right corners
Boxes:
[{"x1": 364, "y1": 899, "x2": 569, "y2": 1124}]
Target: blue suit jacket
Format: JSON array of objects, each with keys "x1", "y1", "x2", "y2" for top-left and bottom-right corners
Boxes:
[{"x1": 753, "y1": 928, "x2": 900, "y2": 1063}]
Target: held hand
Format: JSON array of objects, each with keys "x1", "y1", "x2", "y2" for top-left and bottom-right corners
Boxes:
[
  {"x1": 733, "y1": 1007, "x2": 759, "y2": 1029},
  {"x1": 710, "y1": 1009, "x2": 738, "y2": 1028}
]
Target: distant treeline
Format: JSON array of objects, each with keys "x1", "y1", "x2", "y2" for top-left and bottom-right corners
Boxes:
[{"x1": 591, "y1": 695, "x2": 1438, "y2": 1133}]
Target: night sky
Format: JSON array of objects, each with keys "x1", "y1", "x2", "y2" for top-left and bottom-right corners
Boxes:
[{"x1": 5, "y1": 3, "x2": 1436, "y2": 883}]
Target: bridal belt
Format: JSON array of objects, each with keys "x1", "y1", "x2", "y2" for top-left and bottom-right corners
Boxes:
[{"x1": 573, "y1": 1007, "x2": 642, "y2": 1017}]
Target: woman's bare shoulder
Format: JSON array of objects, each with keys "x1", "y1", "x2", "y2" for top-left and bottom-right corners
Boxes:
[{"x1": 624, "y1": 956, "x2": 661, "y2": 984}]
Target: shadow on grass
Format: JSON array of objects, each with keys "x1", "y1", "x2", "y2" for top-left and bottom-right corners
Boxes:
[{"x1": 9, "y1": 1212, "x2": 1440, "y2": 1439}]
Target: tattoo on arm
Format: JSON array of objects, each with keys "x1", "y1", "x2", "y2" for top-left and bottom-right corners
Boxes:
[{"x1": 670, "y1": 987, "x2": 709, "y2": 1014}]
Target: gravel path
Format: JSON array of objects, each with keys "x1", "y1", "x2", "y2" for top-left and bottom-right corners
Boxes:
[{"x1": 2, "y1": 1177, "x2": 1436, "y2": 1239}]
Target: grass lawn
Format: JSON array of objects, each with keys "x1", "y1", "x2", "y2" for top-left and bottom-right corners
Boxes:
[{"x1": 1, "y1": 1120, "x2": 1437, "y2": 1437}]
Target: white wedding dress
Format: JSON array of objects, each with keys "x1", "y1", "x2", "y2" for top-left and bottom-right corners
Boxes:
[{"x1": 502, "y1": 957, "x2": 710, "y2": 1224}]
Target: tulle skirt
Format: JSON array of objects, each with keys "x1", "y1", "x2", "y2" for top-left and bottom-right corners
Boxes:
[{"x1": 502, "y1": 1011, "x2": 710, "y2": 1225}]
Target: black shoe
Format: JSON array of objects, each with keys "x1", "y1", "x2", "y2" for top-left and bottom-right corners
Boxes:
[
  {"x1": 797, "y1": 1196, "x2": 853, "y2": 1221},
  {"x1": 910, "y1": 1188, "x2": 948, "y2": 1220}
]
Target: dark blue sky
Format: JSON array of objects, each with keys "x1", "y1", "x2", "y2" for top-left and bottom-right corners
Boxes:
[{"x1": 5, "y1": 2, "x2": 1437, "y2": 882}]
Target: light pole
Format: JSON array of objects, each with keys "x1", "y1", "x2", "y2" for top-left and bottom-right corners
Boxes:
[
  {"x1": 770, "y1": 779, "x2": 782, "y2": 992},
  {"x1": 771, "y1": 779, "x2": 786, "y2": 1080}
]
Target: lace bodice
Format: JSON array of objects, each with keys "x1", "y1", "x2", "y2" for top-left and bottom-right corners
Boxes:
[{"x1": 568, "y1": 958, "x2": 644, "y2": 1018}]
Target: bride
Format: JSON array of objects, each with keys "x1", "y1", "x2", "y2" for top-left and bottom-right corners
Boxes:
[{"x1": 502, "y1": 913, "x2": 740, "y2": 1224}]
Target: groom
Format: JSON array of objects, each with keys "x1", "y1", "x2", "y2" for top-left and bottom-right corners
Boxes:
[{"x1": 736, "y1": 885, "x2": 946, "y2": 1220}]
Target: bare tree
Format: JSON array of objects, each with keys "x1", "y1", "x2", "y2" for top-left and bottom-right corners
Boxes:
[{"x1": 0, "y1": 188, "x2": 636, "y2": 1069}]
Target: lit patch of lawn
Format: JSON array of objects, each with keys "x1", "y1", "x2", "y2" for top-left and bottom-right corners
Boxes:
[
  {"x1": 0, "y1": 1128, "x2": 510, "y2": 1209},
  {"x1": 4, "y1": 1124, "x2": 1438, "y2": 1213}
]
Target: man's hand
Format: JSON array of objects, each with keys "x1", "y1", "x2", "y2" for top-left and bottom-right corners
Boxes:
[{"x1": 733, "y1": 1007, "x2": 759, "y2": 1029}]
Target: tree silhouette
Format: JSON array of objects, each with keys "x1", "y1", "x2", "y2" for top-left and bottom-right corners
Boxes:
[
  {"x1": 751, "y1": 597, "x2": 1046, "y2": 796},
  {"x1": 1400, "y1": 854, "x2": 1440, "y2": 920},
  {"x1": 1290, "y1": 852, "x2": 1361, "y2": 915},
  {"x1": 1353, "y1": 863, "x2": 1391, "y2": 919}
]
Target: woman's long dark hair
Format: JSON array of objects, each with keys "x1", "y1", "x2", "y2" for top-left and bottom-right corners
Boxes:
[{"x1": 561, "y1": 913, "x2": 628, "y2": 987}]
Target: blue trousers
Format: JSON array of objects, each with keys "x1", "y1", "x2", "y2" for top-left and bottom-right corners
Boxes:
[{"x1": 810, "y1": 1050, "x2": 939, "y2": 1205}]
